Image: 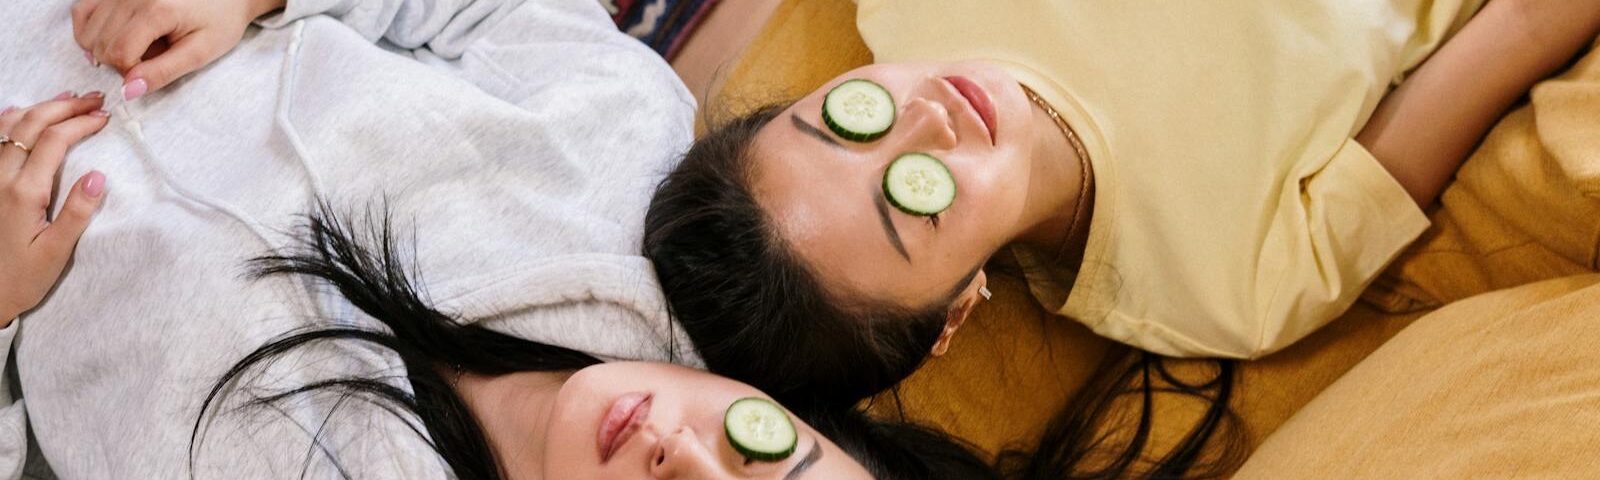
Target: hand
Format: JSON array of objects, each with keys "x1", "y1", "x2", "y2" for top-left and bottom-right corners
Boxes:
[
  {"x1": 0, "y1": 93, "x2": 112, "y2": 325},
  {"x1": 72, "y1": 0, "x2": 287, "y2": 101}
]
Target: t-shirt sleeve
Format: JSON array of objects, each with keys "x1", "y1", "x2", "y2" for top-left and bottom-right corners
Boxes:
[
  {"x1": 1251, "y1": 139, "x2": 1430, "y2": 355},
  {"x1": 1094, "y1": 139, "x2": 1429, "y2": 359}
]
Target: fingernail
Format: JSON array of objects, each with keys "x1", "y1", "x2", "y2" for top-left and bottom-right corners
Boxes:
[
  {"x1": 91, "y1": 110, "x2": 110, "y2": 118},
  {"x1": 84, "y1": 171, "x2": 106, "y2": 198},
  {"x1": 0, "y1": 107, "x2": 13, "y2": 116},
  {"x1": 83, "y1": 49, "x2": 98, "y2": 67},
  {"x1": 83, "y1": 91, "x2": 103, "y2": 99},
  {"x1": 122, "y1": 78, "x2": 147, "y2": 102},
  {"x1": 54, "y1": 90, "x2": 76, "y2": 101}
]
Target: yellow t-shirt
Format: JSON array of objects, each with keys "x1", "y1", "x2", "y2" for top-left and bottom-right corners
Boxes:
[{"x1": 856, "y1": 0, "x2": 1482, "y2": 358}]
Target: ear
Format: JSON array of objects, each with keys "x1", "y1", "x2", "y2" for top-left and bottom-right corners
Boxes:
[{"x1": 930, "y1": 271, "x2": 988, "y2": 357}]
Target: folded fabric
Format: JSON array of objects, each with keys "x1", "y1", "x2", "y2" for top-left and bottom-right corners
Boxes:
[
  {"x1": 605, "y1": 0, "x2": 721, "y2": 59},
  {"x1": 1365, "y1": 40, "x2": 1600, "y2": 312},
  {"x1": 1235, "y1": 274, "x2": 1600, "y2": 478}
]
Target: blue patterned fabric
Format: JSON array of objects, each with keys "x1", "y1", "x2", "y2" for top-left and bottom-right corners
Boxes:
[{"x1": 602, "y1": 0, "x2": 720, "y2": 59}]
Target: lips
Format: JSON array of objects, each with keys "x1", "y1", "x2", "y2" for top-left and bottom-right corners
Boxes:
[
  {"x1": 944, "y1": 76, "x2": 997, "y2": 144},
  {"x1": 597, "y1": 392, "x2": 653, "y2": 463}
]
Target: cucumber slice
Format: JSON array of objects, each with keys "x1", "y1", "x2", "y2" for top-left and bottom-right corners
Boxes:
[
  {"x1": 883, "y1": 153, "x2": 956, "y2": 216},
  {"x1": 724, "y1": 397, "x2": 797, "y2": 462},
  {"x1": 822, "y1": 79, "x2": 895, "y2": 142}
]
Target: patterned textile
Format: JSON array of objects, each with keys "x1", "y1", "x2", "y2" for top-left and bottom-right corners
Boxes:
[{"x1": 602, "y1": 0, "x2": 721, "y2": 59}]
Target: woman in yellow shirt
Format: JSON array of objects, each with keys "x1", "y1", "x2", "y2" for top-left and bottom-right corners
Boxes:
[{"x1": 646, "y1": 0, "x2": 1600, "y2": 476}]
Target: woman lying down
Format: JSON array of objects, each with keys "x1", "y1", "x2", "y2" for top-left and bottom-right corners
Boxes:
[{"x1": 0, "y1": 0, "x2": 1003, "y2": 478}]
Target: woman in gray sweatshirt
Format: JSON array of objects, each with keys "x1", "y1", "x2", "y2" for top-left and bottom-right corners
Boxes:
[{"x1": 0, "y1": 0, "x2": 747, "y2": 477}]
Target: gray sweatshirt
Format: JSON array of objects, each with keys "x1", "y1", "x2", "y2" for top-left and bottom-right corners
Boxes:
[{"x1": 0, "y1": 0, "x2": 697, "y2": 477}]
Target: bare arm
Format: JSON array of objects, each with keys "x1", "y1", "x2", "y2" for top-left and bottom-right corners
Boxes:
[{"x1": 1357, "y1": 0, "x2": 1600, "y2": 207}]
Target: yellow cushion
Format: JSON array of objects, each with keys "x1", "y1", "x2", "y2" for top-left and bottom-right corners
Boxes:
[
  {"x1": 1366, "y1": 40, "x2": 1600, "y2": 312},
  {"x1": 1236, "y1": 275, "x2": 1600, "y2": 478}
]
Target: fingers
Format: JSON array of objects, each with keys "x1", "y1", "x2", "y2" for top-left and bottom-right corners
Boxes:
[
  {"x1": 19, "y1": 112, "x2": 111, "y2": 188},
  {"x1": 33, "y1": 171, "x2": 107, "y2": 265},
  {"x1": 0, "y1": 105, "x2": 23, "y2": 142},
  {"x1": 0, "y1": 94, "x2": 106, "y2": 175},
  {"x1": 3, "y1": 94, "x2": 106, "y2": 149},
  {"x1": 98, "y1": 11, "x2": 174, "y2": 73},
  {"x1": 124, "y1": 31, "x2": 223, "y2": 97},
  {"x1": 71, "y1": 0, "x2": 103, "y2": 53},
  {"x1": 83, "y1": 4, "x2": 133, "y2": 65}
]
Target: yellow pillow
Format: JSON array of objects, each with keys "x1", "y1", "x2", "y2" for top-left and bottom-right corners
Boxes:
[{"x1": 1237, "y1": 275, "x2": 1600, "y2": 478}]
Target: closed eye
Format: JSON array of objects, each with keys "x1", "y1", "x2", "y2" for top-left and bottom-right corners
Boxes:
[
  {"x1": 792, "y1": 113, "x2": 845, "y2": 149},
  {"x1": 874, "y1": 189, "x2": 913, "y2": 263}
]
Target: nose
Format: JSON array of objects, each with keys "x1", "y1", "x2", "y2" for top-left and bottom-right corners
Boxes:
[
  {"x1": 650, "y1": 426, "x2": 720, "y2": 479},
  {"x1": 894, "y1": 96, "x2": 959, "y2": 152}
]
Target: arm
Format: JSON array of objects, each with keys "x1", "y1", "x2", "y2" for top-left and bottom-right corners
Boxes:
[
  {"x1": 1357, "y1": 0, "x2": 1600, "y2": 207},
  {"x1": 0, "y1": 94, "x2": 113, "y2": 480}
]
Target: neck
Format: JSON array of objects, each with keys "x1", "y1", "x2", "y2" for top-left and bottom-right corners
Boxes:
[
  {"x1": 455, "y1": 369, "x2": 572, "y2": 480},
  {"x1": 1015, "y1": 89, "x2": 1093, "y2": 267}
]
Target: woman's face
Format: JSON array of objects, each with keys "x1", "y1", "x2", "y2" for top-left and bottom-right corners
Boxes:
[
  {"x1": 750, "y1": 61, "x2": 1039, "y2": 310},
  {"x1": 542, "y1": 362, "x2": 871, "y2": 479}
]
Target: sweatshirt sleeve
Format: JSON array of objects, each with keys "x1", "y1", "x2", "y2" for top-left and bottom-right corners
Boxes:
[
  {"x1": 0, "y1": 321, "x2": 27, "y2": 480},
  {"x1": 254, "y1": 0, "x2": 525, "y2": 58},
  {"x1": 255, "y1": 0, "x2": 692, "y2": 116}
]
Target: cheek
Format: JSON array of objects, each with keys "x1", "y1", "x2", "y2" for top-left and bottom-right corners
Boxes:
[
  {"x1": 961, "y1": 149, "x2": 1029, "y2": 208},
  {"x1": 951, "y1": 151, "x2": 1031, "y2": 239},
  {"x1": 537, "y1": 400, "x2": 601, "y2": 479}
]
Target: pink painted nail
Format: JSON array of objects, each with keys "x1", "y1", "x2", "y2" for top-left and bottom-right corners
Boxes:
[
  {"x1": 0, "y1": 107, "x2": 14, "y2": 116},
  {"x1": 83, "y1": 91, "x2": 103, "y2": 99},
  {"x1": 90, "y1": 110, "x2": 110, "y2": 118},
  {"x1": 122, "y1": 78, "x2": 148, "y2": 101},
  {"x1": 54, "y1": 91, "x2": 76, "y2": 101},
  {"x1": 83, "y1": 49, "x2": 98, "y2": 67},
  {"x1": 83, "y1": 171, "x2": 106, "y2": 198}
]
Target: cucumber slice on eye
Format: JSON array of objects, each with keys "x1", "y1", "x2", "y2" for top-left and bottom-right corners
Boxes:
[
  {"x1": 883, "y1": 153, "x2": 957, "y2": 216},
  {"x1": 724, "y1": 397, "x2": 798, "y2": 462},
  {"x1": 822, "y1": 79, "x2": 895, "y2": 142}
]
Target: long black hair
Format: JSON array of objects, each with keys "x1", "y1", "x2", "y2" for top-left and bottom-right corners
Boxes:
[
  {"x1": 188, "y1": 204, "x2": 1000, "y2": 479},
  {"x1": 996, "y1": 350, "x2": 1244, "y2": 479},
  {"x1": 644, "y1": 105, "x2": 948, "y2": 409},
  {"x1": 645, "y1": 104, "x2": 1246, "y2": 478}
]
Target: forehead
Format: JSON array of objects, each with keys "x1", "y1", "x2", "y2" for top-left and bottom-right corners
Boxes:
[
  {"x1": 751, "y1": 123, "x2": 894, "y2": 294},
  {"x1": 750, "y1": 116, "x2": 964, "y2": 309}
]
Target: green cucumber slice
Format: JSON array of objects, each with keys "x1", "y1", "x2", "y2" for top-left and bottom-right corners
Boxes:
[
  {"x1": 822, "y1": 79, "x2": 895, "y2": 142},
  {"x1": 724, "y1": 397, "x2": 798, "y2": 462},
  {"x1": 883, "y1": 153, "x2": 956, "y2": 216}
]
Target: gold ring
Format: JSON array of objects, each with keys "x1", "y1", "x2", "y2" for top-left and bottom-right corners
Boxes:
[{"x1": 3, "y1": 139, "x2": 31, "y2": 154}]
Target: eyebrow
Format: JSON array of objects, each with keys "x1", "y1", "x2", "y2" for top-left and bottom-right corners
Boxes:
[
  {"x1": 790, "y1": 113, "x2": 844, "y2": 149},
  {"x1": 873, "y1": 189, "x2": 913, "y2": 263},
  {"x1": 783, "y1": 436, "x2": 822, "y2": 480}
]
